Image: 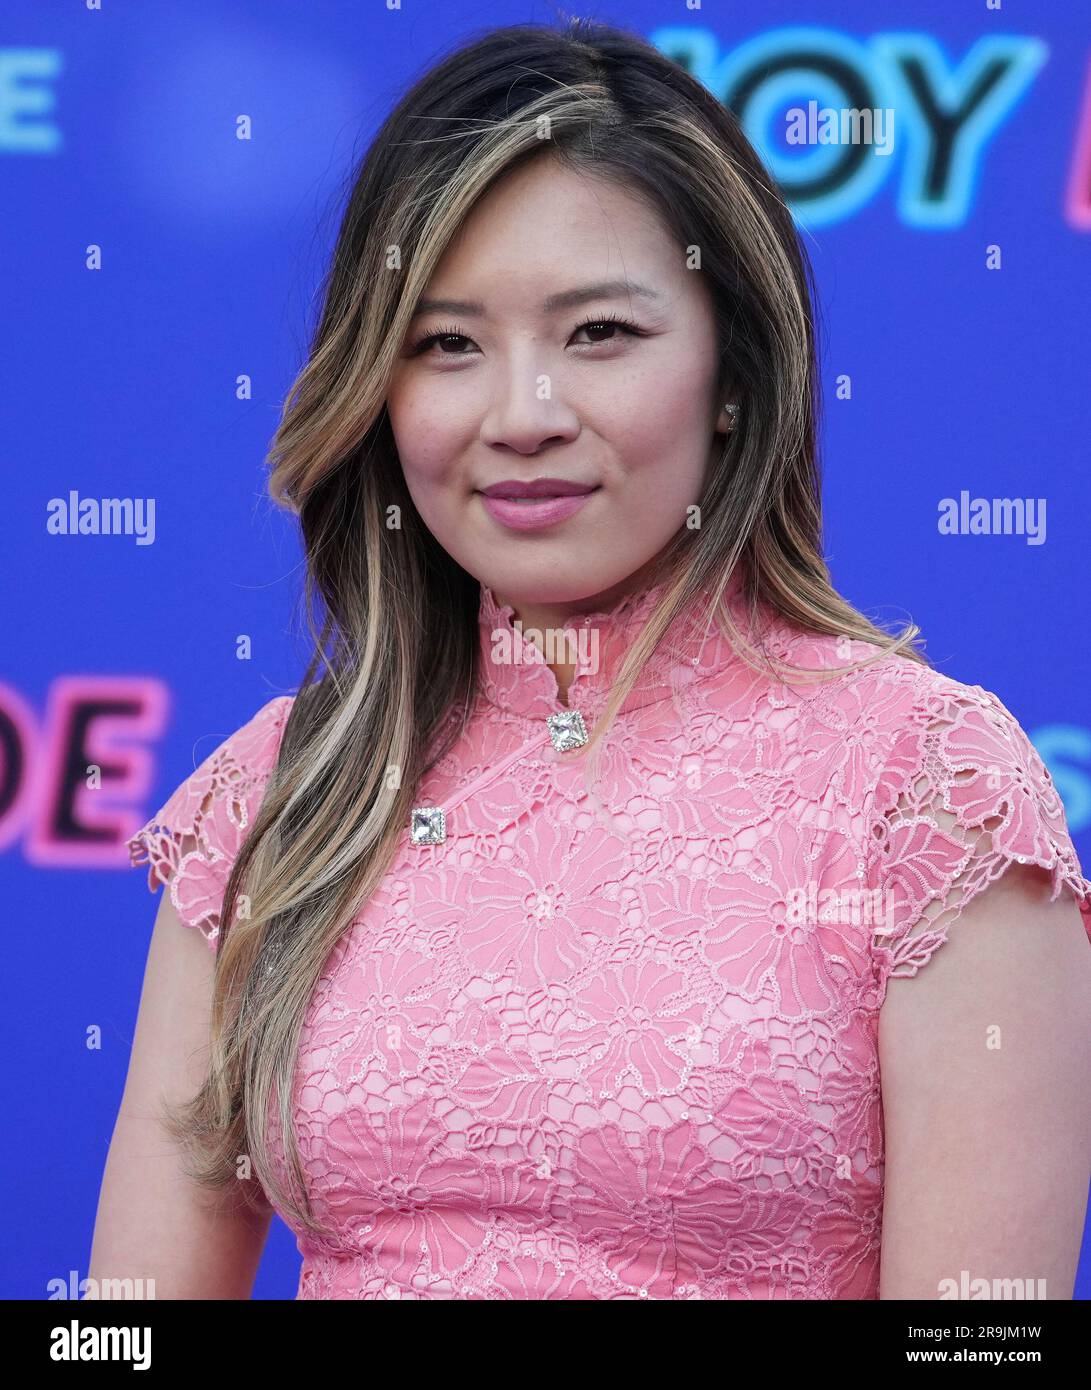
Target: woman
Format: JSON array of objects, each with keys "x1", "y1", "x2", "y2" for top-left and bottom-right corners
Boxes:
[{"x1": 91, "y1": 19, "x2": 1091, "y2": 1300}]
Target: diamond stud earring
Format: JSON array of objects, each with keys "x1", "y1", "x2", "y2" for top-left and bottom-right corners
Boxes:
[{"x1": 724, "y1": 403, "x2": 740, "y2": 430}]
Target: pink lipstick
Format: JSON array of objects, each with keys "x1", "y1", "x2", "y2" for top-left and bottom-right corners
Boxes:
[{"x1": 477, "y1": 478, "x2": 600, "y2": 533}]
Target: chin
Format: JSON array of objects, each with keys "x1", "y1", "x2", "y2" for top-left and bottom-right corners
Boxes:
[{"x1": 493, "y1": 568, "x2": 641, "y2": 606}]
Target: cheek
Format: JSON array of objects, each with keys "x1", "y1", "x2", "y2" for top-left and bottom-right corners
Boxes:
[
  {"x1": 609, "y1": 356, "x2": 716, "y2": 461},
  {"x1": 400, "y1": 443, "x2": 451, "y2": 492},
  {"x1": 388, "y1": 394, "x2": 459, "y2": 491},
  {"x1": 609, "y1": 407, "x2": 709, "y2": 504}
]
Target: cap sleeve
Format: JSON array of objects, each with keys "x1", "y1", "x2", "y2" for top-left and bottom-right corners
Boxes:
[
  {"x1": 863, "y1": 680, "x2": 1091, "y2": 1005},
  {"x1": 128, "y1": 695, "x2": 294, "y2": 951}
]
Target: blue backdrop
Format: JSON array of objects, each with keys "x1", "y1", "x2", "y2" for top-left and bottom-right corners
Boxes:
[{"x1": 4, "y1": 0, "x2": 1089, "y2": 1300}]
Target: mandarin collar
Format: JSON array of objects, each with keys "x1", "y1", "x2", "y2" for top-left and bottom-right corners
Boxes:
[{"x1": 476, "y1": 567, "x2": 748, "y2": 722}]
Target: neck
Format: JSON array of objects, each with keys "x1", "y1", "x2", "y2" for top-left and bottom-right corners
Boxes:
[{"x1": 492, "y1": 560, "x2": 664, "y2": 703}]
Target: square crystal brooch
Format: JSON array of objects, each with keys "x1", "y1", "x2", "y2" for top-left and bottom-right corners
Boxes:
[
  {"x1": 546, "y1": 709, "x2": 588, "y2": 752},
  {"x1": 409, "y1": 806, "x2": 446, "y2": 845}
]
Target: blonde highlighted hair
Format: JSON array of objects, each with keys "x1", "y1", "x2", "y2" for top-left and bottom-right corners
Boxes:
[{"x1": 162, "y1": 18, "x2": 929, "y2": 1240}]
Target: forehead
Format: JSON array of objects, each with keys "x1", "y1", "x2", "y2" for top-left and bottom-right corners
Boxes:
[{"x1": 424, "y1": 157, "x2": 689, "y2": 306}]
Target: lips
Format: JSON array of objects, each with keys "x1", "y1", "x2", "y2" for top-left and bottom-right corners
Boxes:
[
  {"x1": 479, "y1": 478, "x2": 598, "y2": 499},
  {"x1": 476, "y1": 481, "x2": 601, "y2": 532}
]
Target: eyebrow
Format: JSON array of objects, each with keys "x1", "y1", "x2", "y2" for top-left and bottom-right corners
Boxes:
[{"x1": 410, "y1": 278, "x2": 661, "y2": 320}]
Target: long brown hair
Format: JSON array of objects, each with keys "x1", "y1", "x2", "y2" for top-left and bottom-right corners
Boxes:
[{"x1": 161, "y1": 18, "x2": 929, "y2": 1240}]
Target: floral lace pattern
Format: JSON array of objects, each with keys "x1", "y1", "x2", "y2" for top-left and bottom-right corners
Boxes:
[
  {"x1": 129, "y1": 583, "x2": 1091, "y2": 1299},
  {"x1": 129, "y1": 698, "x2": 294, "y2": 949}
]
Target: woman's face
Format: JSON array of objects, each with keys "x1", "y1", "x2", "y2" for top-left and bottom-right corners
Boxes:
[{"x1": 385, "y1": 155, "x2": 731, "y2": 612}]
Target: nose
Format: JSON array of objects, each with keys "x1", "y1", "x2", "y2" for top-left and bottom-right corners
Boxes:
[{"x1": 479, "y1": 368, "x2": 581, "y2": 456}]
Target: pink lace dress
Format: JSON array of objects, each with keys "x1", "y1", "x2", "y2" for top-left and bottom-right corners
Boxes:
[{"x1": 129, "y1": 578, "x2": 1091, "y2": 1299}]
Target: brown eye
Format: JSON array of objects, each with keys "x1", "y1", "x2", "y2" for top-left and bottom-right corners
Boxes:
[
  {"x1": 577, "y1": 322, "x2": 619, "y2": 343},
  {"x1": 570, "y1": 315, "x2": 641, "y2": 347},
  {"x1": 410, "y1": 326, "x2": 475, "y2": 357}
]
